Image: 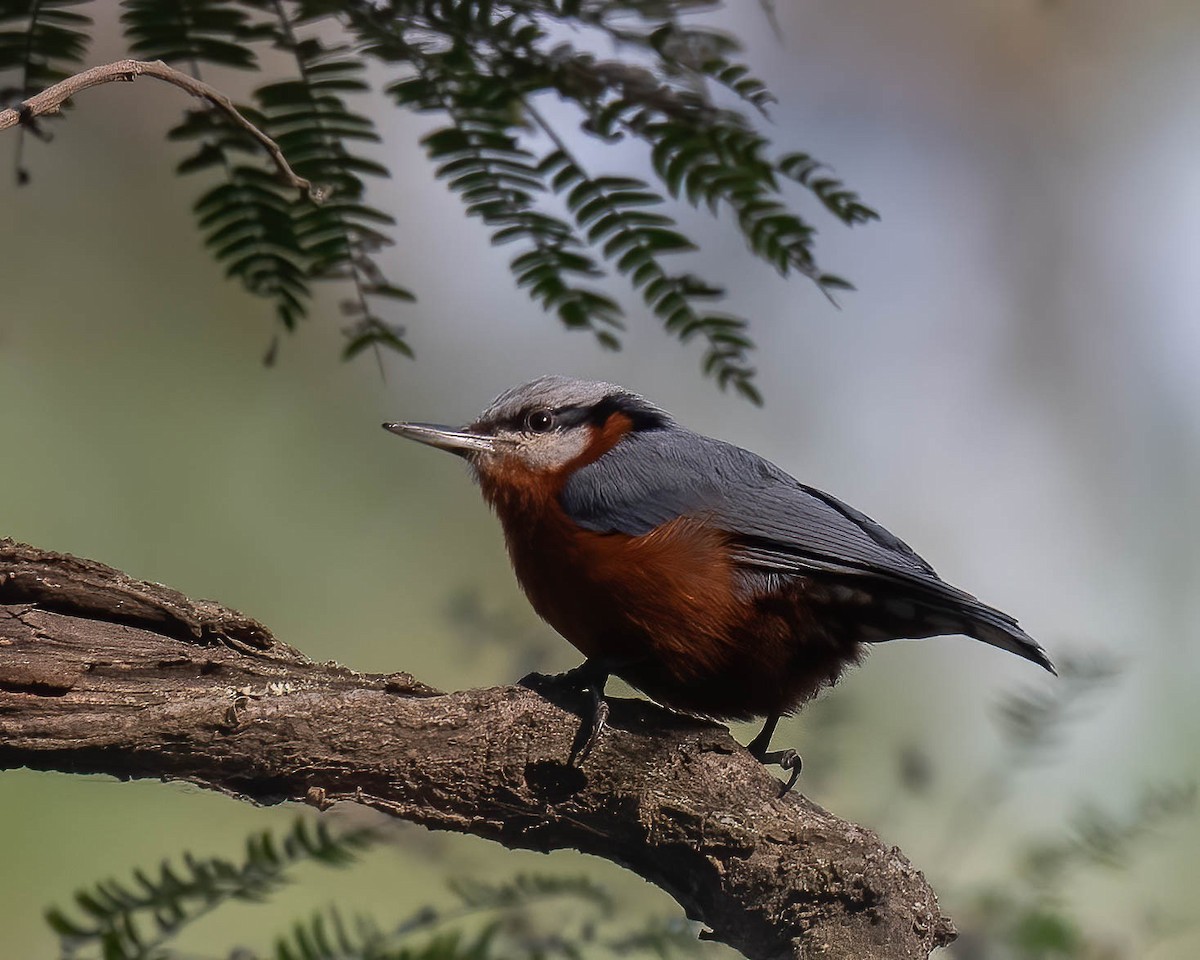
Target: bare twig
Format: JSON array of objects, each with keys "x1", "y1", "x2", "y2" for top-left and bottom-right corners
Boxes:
[
  {"x1": 0, "y1": 539, "x2": 955, "y2": 960},
  {"x1": 0, "y1": 59, "x2": 321, "y2": 200}
]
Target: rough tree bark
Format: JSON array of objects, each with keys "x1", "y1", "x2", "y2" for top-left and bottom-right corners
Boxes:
[{"x1": 0, "y1": 539, "x2": 955, "y2": 960}]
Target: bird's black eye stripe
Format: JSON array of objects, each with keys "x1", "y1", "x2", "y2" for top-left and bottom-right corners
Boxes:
[
  {"x1": 497, "y1": 398, "x2": 667, "y2": 434},
  {"x1": 517, "y1": 406, "x2": 591, "y2": 432},
  {"x1": 553, "y1": 406, "x2": 592, "y2": 427}
]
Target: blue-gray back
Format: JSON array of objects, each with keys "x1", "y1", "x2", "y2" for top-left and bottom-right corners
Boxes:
[
  {"x1": 558, "y1": 421, "x2": 1054, "y2": 671},
  {"x1": 560, "y1": 425, "x2": 939, "y2": 585}
]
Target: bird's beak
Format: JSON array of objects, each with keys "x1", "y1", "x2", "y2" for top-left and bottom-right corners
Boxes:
[{"x1": 382, "y1": 421, "x2": 496, "y2": 457}]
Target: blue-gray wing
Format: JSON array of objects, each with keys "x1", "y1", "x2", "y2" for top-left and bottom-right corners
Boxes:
[
  {"x1": 560, "y1": 427, "x2": 938, "y2": 582},
  {"x1": 560, "y1": 427, "x2": 1054, "y2": 672}
]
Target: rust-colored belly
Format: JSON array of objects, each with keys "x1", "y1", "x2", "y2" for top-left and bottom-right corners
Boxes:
[
  {"x1": 477, "y1": 453, "x2": 858, "y2": 720},
  {"x1": 497, "y1": 505, "x2": 856, "y2": 720},
  {"x1": 507, "y1": 513, "x2": 739, "y2": 668}
]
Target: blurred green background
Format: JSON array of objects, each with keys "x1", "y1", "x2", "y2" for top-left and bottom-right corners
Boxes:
[{"x1": 2, "y1": 1, "x2": 1198, "y2": 957}]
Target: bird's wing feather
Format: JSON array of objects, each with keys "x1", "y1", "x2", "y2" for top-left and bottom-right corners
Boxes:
[
  {"x1": 560, "y1": 428, "x2": 937, "y2": 582},
  {"x1": 560, "y1": 428, "x2": 1055, "y2": 673}
]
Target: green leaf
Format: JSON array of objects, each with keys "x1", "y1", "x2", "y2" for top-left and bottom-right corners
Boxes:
[
  {"x1": 5, "y1": 0, "x2": 880, "y2": 398},
  {"x1": 45, "y1": 819, "x2": 377, "y2": 959},
  {"x1": 1011, "y1": 909, "x2": 1082, "y2": 955}
]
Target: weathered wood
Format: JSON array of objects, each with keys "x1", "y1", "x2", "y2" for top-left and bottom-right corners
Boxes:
[{"x1": 0, "y1": 538, "x2": 954, "y2": 960}]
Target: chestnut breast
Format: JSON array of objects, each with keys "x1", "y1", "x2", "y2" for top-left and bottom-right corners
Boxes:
[{"x1": 477, "y1": 424, "x2": 749, "y2": 682}]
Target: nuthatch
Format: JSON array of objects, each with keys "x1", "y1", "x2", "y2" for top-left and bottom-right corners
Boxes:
[{"x1": 385, "y1": 376, "x2": 1054, "y2": 785}]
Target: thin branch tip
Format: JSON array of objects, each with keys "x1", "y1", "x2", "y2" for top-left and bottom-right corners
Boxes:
[{"x1": 0, "y1": 59, "x2": 313, "y2": 199}]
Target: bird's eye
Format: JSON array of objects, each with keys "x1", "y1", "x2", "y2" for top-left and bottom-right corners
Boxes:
[{"x1": 525, "y1": 410, "x2": 555, "y2": 434}]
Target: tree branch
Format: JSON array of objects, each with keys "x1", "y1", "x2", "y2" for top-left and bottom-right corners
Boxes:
[
  {"x1": 0, "y1": 59, "x2": 320, "y2": 200},
  {"x1": 0, "y1": 538, "x2": 955, "y2": 960}
]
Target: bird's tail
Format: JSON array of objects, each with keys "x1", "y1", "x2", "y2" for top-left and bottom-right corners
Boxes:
[
  {"x1": 860, "y1": 579, "x2": 1056, "y2": 674},
  {"x1": 914, "y1": 584, "x2": 1056, "y2": 674},
  {"x1": 959, "y1": 604, "x2": 1056, "y2": 674}
]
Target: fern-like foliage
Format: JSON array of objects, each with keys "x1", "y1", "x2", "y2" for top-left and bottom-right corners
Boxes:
[
  {"x1": 0, "y1": 0, "x2": 92, "y2": 180},
  {"x1": 120, "y1": 0, "x2": 411, "y2": 360},
  {"x1": 992, "y1": 650, "x2": 1122, "y2": 759},
  {"x1": 122, "y1": 0, "x2": 315, "y2": 342},
  {"x1": 446, "y1": 872, "x2": 615, "y2": 915},
  {"x1": 186, "y1": 114, "x2": 315, "y2": 333},
  {"x1": 261, "y1": 871, "x2": 692, "y2": 960},
  {"x1": 4, "y1": 0, "x2": 881, "y2": 399},
  {"x1": 47, "y1": 832, "x2": 699, "y2": 960},
  {"x1": 0, "y1": 0, "x2": 91, "y2": 90},
  {"x1": 274, "y1": 912, "x2": 501, "y2": 960},
  {"x1": 322, "y1": 0, "x2": 876, "y2": 399},
  {"x1": 255, "y1": 23, "x2": 414, "y2": 360},
  {"x1": 540, "y1": 145, "x2": 759, "y2": 401},
  {"x1": 394, "y1": 62, "x2": 623, "y2": 346},
  {"x1": 45, "y1": 818, "x2": 376, "y2": 960},
  {"x1": 606, "y1": 918, "x2": 701, "y2": 959},
  {"x1": 120, "y1": 0, "x2": 260, "y2": 69},
  {"x1": 265, "y1": 870, "x2": 700, "y2": 960}
]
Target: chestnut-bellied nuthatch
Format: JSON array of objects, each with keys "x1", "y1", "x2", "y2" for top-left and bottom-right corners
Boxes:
[{"x1": 385, "y1": 376, "x2": 1054, "y2": 787}]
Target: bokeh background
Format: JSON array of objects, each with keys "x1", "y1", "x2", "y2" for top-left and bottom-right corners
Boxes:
[{"x1": 2, "y1": 0, "x2": 1198, "y2": 956}]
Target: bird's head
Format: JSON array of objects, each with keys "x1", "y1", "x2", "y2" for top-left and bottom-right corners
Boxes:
[{"x1": 384, "y1": 375, "x2": 670, "y2": 496}]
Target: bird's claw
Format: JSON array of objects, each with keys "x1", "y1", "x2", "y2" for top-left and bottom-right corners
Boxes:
[
  {"x1": 568, "y1": 685, "x2": 609, "y2": 766},
  {"x1": 551, "y1": 659, "x2": 615, "y2": 766},
  {"x1": 758, "y1": 747, "x2": 803, "y2": 796}
]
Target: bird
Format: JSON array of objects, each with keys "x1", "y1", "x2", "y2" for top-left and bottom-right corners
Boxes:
[{"x1": 384, "y1": 375, "x2": 1054, "y2": 783}]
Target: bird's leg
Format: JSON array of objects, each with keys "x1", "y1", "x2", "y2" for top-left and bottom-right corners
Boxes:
[
  {"x1": 556, "y1": 657, "x2": 612, "y2": 692},
  {"x1": 556, "y1": 657, "x2": 614, "y2": 766},
  {"x1": 572, "y1": 684, "x2": 610, "y2": 765},
  {"x1": 747, "y1": 713, "x2": 779, "y2": 758},
  {"x1": 747, "y1": 713, "x2": 803, "y2": 796}
]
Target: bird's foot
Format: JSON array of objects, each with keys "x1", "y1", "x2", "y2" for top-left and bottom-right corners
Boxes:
[
  {"x1": 757, "y1": 748, "x2": 803, "y2": 796},
  {"x1": 568, "y1": 685, "x2": 609, "y2": 766},
  {"x1": 550, "y1": 659, "x2": 614, "y2": 767}
]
